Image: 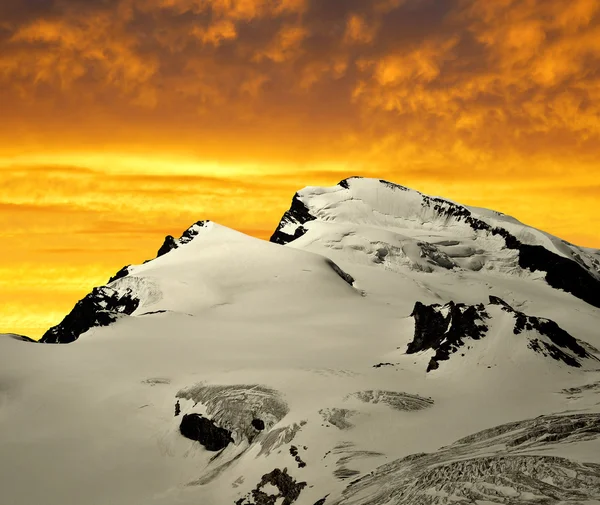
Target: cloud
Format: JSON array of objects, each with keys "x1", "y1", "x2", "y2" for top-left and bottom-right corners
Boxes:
[
  {"x1": 344, "y1": 14, "x2": 378, "y2": 45},
  {"x1": 1, "y1": 0, "x2": 600, "y2": 338}
]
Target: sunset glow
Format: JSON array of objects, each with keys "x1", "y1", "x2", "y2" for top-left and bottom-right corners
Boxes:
[{"x1": 1, "y1": 0, "x2": 599, "y2": 337}]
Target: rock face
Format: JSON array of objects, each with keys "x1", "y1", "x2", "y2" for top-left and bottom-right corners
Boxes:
[
  {"x1": 236, "y1": 468, "x2": 307, "y2": 505},
  {"x1": 407, "y1": 297, "x2": 600, "y2": 372},
  {"x1": 325, "y1": 259, "x2": 355, "y2": 287},
  {"x1": 38, "y1": 222, "x2": 213, "y2": 344},
  {"x1": 270, "y1": 193, "x2": 316, "y2": 245},
  {"x1": 490, "y1": 296, "x2": 597, "y2": 368},
  {"x1": 107, "y1": 265, "x2": 132, "y2": 283},
  {"x1": 39, "y1": 286, "x2": 140, "y2": 344},
  {"x1": 179, "y1": 413, "x2": 233, "y2": 451},
  {"x1": 407, "y1": 301, "x2": 489, "y2": 372},
  {"x1": 517, "y1": 243, "x2": 600, "y2": 309},
  {"x1": 156, "y1": 220, "x2": 209, "y2": 257}
]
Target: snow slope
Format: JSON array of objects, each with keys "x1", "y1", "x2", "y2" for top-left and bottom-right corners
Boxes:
[{"x1": 1, "y1": 177, "x2": 600, "y2": 505}]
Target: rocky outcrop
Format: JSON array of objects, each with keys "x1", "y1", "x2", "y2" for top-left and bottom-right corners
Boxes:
[
  {"x1": 269, "y1": 193, "x2": 317, "y2": 245},
  {"x1": 39, "y1": 222, "x2": 212, "y2": 344},
  {"x1": 156, "y1": 220, "x2": 209, "y2": 257},
  {"x1": 407, "y1": 301, "x2": 489, "y2": 372},
  {"x1": 40, "y1": 286, "x2": 140, "y2": 344},
  {"x1": 236, "y1": 468, "x2": 307, "y2": 505},
  {"x1": 325, "y1": 259, "x2": 355, "y2": 287},
  {"x1": 107, "y1": 265, "x2": 132, "y2": 283},
  {"x1": 407, "y1": 297, "x2": 599, "y2": 371},
  {"x1": 490, "y1": 296, "x2": 598, "y2": 368},
  {"x1": 179, "y1": 413, "x2": 233, "y2": 451},
  {"x1": 518, "y1": 243, "x2": 600, "y2": 309}
]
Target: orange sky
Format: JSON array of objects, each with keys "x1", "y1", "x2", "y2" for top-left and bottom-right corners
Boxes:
[{"x1": 1, "y1": 0, "x2": 599, "y2": 338}]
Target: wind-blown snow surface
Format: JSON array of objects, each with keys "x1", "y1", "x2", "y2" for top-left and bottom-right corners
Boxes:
[{"x1": 1, "y1": 177, "x2": 600, "y2": 505}]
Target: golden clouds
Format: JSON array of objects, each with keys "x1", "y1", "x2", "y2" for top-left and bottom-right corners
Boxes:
[
  {"x1": 1, "y1": 0, "x2": 600, "y2": 337},
  {"x1": 344, "y1": 14, "x2": 377, "y2": 45},
  {"x1": 191, "y1": 19, "x2": 237, "y2": 46},
  {"x1": 5, "y1": 13, "x2": 157, "y2": 103},
  {"x1": 253, "y1": 24, "x2": 308, "y2": 62}
]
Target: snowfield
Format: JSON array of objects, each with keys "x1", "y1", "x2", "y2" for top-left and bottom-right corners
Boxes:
[{"x1": 1, "y1": 177, "x2": 599, "y2": 505}]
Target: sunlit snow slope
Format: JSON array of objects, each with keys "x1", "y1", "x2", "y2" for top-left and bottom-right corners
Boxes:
[{"x1": 1, "y1": 177, "x2": 599, "y2": 505}]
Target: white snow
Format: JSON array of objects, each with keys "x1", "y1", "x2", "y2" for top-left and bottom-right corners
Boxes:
[{"x1": 1, "y1": 178, "x2": 599, "y2": 505}]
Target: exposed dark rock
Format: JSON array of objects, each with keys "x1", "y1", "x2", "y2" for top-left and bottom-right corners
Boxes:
[
  {"x1": 325, "y1": 259, "x2": 355, "y2": 286},
  {"x1": 407, "y1": 301, "x2": 489, "y2": 372},
  {"x1": 39, "y1": 221, "x2": 214, "y2": 343},
  {"x1": 269, "y1": 193, "x2": 317, "y2": 245},
  {"x1": 339, "y1": 176, "x2": 408, "y2": 192},
  {"x1": 427, "y1": 358, "x2": 440, "y2": 371},
  {"x1": 236, "y1": 468, "x2": 307, "y2": 505},
  {"x1": 179, "y1": 413, "x2": 233, "y2": 451},
  {"x1": 157, "y1": 235, "x2": 178, "y2": 257},
  {"x1": 378, "y1": 179, "x2": 409, "y2": 191},
  {"x1": 408, "y1": 297, "x2": 598, "y2": 371},
  {"x1": 372, "y1": 362, "x2": 395, "y2": 368},
  {"x1": 488, "y1": 295, "x2": 513, "y2": 311},
  {"x1": 108, "y1": 265, "x2": 132, "y2": 283},
  {"x1": 252, "y1": 419, "x2": 265, "y2": 431},
  {"x1": 417, "y1": 242, "x2": 456, "y2": 269},
  {"x1": 40, "y1": 286, "x2": 140, "y2": 344},
  {"x1": 157, "y1": 220, "x2": 209, "y2": 257},
  {"x1": 517, "y1": 243, "x2": 600, "y2": 309},
  {"x1": 290, "y1": 445, "x2": 307, "y2": 468},
  {"x1": 175, "y1": 401, "x2": 181, "y2": 417},
  {"x1": 139, "y1": 310, "x2": 167, "y2": 316},
  {"x1": 313, "y1": 497, "x2": 328, "y2": 505},
  {"x1": 511, "y1": 308, "x2": 595, "y2": 368},
  {"x1": 488, "y1": 296, "x2": 595, "y2": 367}
]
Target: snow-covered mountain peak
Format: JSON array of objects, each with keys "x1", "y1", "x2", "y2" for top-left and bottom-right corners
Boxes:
[
  {"x1": 271, "y1": 177, "x2": 600, "y2": 309},
  {"x1": 271, "y1": 176, "x2": 492, "y2": 244},
  {"x1": 3, "y1": 176, "x2": 600, "y2": 505},
  {"x1": 41, "y1": 220, "x2": 359, "y2": 343}
]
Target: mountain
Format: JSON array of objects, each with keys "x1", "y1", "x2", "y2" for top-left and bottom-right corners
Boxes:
[{"x1": 1, "y1": 177, "x2": 599, "y2": 505}]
